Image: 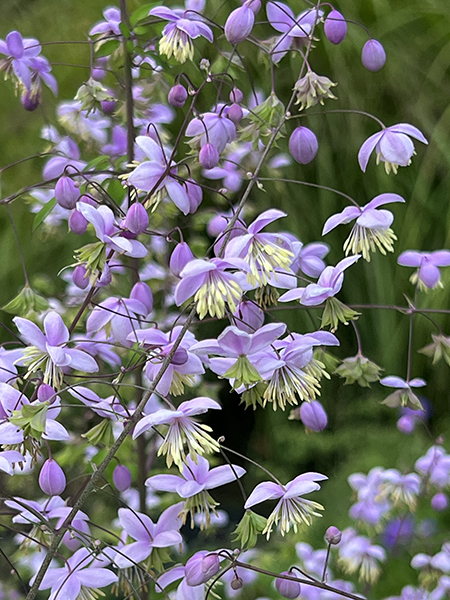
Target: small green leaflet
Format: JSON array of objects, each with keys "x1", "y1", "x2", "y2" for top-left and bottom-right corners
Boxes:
[{"x1": 32, "y1": 198, "x2": 56, "y2": 232}]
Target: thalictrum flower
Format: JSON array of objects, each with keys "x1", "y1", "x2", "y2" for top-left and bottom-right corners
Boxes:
[
  {"x1": 87, "y1": 295, "x2": 149, "y2": 346},
  {"x1": 415, "y1": 446, "x2": 450, "y2": 489},
  {"x1": 115, "y1": 503, "x2": 183, "y2": 569},
  {"x1": 146, "y1": 455, "x2": 245, "y2": 527},
  {"x1": 244, "y1": 472, "x2": 327, "y2": 538},
  {"x1": 224, "y1": 209, "x2": 294, "y2": 286},
  {"x1": 129, "y1": 326, "x2": 205, "y2": 396},
  {"x1": 34, "y1": 547, "x2": 117, "y2": 600},
  {"x1": 126, "y1": 135, "x2": 191, "y2": 214},
  {"x1": 338, "y1": 534, "x2": 386, "y2": 583},
  {"x1": 174, "y1": 257, "x2": 249, "y2": 319},
  {"x1": 358, "y1": 124, "x2": 427, "y2": 174},
  {"x1": 398, "y1": 250, "x2": 450, "y2": 290},
  {"x1": 149, "y1": 7, "x2": 214, "y2": 63},
  {"x1": 89, "y1": 7, "x2": 121, "y2": 38},
  {"x1": 266, "y1": 2, "x2": 323, "y2": 63},
  {"x1": 380, "y1": 375, "x2": 426, "y2": 410},
  {"x1": 13, "y1": 312, "x2": 98, "y2": 389},
  {"x1": 322, "y1": 193, "x2": 405, "y2": 261},
  {"x1": 0, "y1": 31, "x2": 41, "y2": 90},
  {"x1": 0, "y1": 450, "x2": 24, "y2": 475},
  {"x1": 186, "y1": 112, "x2": 236, "y2": 154},
  {"x1": 132, "y1": 397, "x2": 221, "y2": 468}
]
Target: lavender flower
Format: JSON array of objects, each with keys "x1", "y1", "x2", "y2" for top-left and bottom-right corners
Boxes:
[
  {"x1": 338, "y1": 534, "x2": 386, "y2": 583},
  {"x1": 89, "y1": 7, "x2": 121, "y2": 38},
  {"x1": 126, "y1": 135, "x2": 191, "y2": 214},
  {"x1": 225, "y1": 2, "x2": 255, "y2": 45},
  {"x1": 146, "y1": 455, "x2": 245, "y2": 526},
  {"x1": 87, "y1": 295, "x2": 149, "y2": 346},
  {"x1": 149, "y1": 7, "x2": 213, "y2": 63},
  {"x1": 225, "y1": 209, "x2": 294, "y2": 286},
  {"x1": 115, "y1": 503, "x2": 183, "y2": 568},
  {"x1": 358, "y1": 124, "x2": 427, "y2": 174},
  {"x1": 361, "y1": 39, "x2": 386, "y2": 72},
  {"x1": 13, "y1": 312, "x2": 98, "y2": 388},
  {"x1": 186, "y1": 112, "x2": 236, "y2": 154},
  {"x1": 132, "y1": 397, "x2": 221, "y2": 468},
  {"x1": 35, "y1": 547, "x2": 117, "y2": 599},
  {"x1": 0, "y1": 31, "x2": 41, "y2": 90},
  {"x1": 380, "y1": 375, "x2": 426, "y2": 410},
  {"x1": 244, "y1": 472, "x2": 327, "y2": 538},
  {"x1": 0, "y1": 450, "x2": 24, "y2": 476},
  {"x1": 175, "y1": 257, "x2": 249, "y2": 319},
  {"x1": 322, "y1": 193, "x2": 405, "y2": 261},
  {"x1": 398, "y1": 250, "x2": 450, "y2": 290}
]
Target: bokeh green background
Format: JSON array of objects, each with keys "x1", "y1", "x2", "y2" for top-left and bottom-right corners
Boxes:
[{"x1": 1, "y1": 0, "x2": 450, "y2": 598}]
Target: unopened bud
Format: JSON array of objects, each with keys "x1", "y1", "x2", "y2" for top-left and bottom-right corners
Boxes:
[
  {"x1": 229, "y1": 87, "x2": 244, "y2": 103},
  {"x1": 21, "y1": 89, "x2": 40, "y2": 111},
  {"x1": 431, "y1": 493, "x2": 448, "y2": 512},
  {"x1": 69, "y1": 209, "x2": 88, "y2": 235},
  {"x1": 73, "y1": 265, "x2": 90, "y2": 290},
  {"x1": 125, "y1": 202, "x2": 149, "y2": 234},
  {"x1": 201, "y1": 553, "x2": 220, "y2": 578},
  {"x1": 362, "y1": 39, "x2": 386, "y2": 72},
  {"x1": 168, "y1": 84, "x2": 188, "y2": 108},
  {"x1": 186, "y1": 179, "x2": 203, "y2": 213},
  {"x1": 130, "y1": 281, "x2": 153, "y2": 314},
  {"x1": 275, "y1": 573, "x2": 301, "y2": 599},
  {"x1": 288, "y1": 127, "x2": 318, "y2": 164},
  {"x1": 55, "y1": 175, "x2": 79, "y2": 210},
  {"x1": 234, "y1": 300, "x2": 264, "y2": 333},
  {"x1": 325, "y1": 525, "x2": 342, "y2": 544},
  {"x1": 225, "y1": 3, "x2": 255, "y2": 45},
  {"x1": 39, "y1": 459, "x2": 66, "y2": 496},
  {"x1": 170, "y1": 242, "x2": 194, "y2": 277},
  {"x1": 397, "y1": 415, "x2": 416, "y2": 434},
  {"x1": 101, "y1": 98, "x2": 117, "y2": 115},
  {"x1": 199, "y1": 143, "x2": 220, "y2": 169},
  {"x1": 324, "y1": 10, "x2": 347, "y2": 45},
  {"x1": 230, "y1": 575, "x2": 243, "y2": 590},
  {"x1": 298, "y1": 400, "x2": 328, "y2": 431},
  {"x1": 228, "y1": 103, "x2": 244, "y2": 124},
  {"x1": 113, "y1": 464, "x2": 132, "y2": 491},
  {"x1": 37, "y1": 383, "x2": 56, "y2": 404}
]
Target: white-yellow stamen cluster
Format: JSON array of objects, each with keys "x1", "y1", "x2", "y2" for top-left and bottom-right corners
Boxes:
[{"x1": 344, "y1": 224, "x2": 396, "y2": 262}]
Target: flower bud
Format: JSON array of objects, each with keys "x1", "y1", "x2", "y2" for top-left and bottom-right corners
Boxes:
[
  {"x1": 229, "y1": 87, "x2": 244, "y2": 103},
  {"x1": 101, "y1": 98, "x2": 117, "y2": 114},
  {"x1": 21, "y1": 90, "x2": 40, "y2": 111},
  {"x1": 298, "y1": 400, "x2": 328, "y2": 431},
  {"x1": 294, "y1": 71, "x2": 337, "y2": 111},
  {"x1": 39, "y1": 459, "x2": 66, "y2": 496},
  {"x1": 228, "y1": 103, "x2": 244, "y2": 124},
  {"x1": 324, "y1": 10, "x2": 347, "y2": 44},
  {"x1": 275, "y1": 573, "x2": 301, "y2": 599},
  {"x1": 225, "y1": 4, "x2": 255, "y2": 45},
  {"x1": 97, "y1": 264, "x2": 112, "y2": 287},
  {"x1": 55, "y1": 175, "x2": 79, "y2": 210},
  {"x1": 37, "y1": 383, "x2": 56, "y2": 403},
  {"x1": 230, "y1": 575, "x2": 243, "y2": 590},
  {"x1": 168, "y1": 84, "x2": 188, "y2": 108},
  {"x1": 199, "y1": 143, "x2": 220, "y2": 169},
  {"x1": 125, "y1": 202, "x2": 149, "y2": 234},
  {"x1": 288, "y1": 127, "x2": 318, "y2": 164},
  {"x1": 325, "y1": 525, "x2": 342, "y2": 544},
  {"x1": 113, "y1": 464, "x2": 132, "y2": 491},
  {"x1": 246, "y1": 0, "x2": 261, "y2": 14},
  {"x1": 69, "y1": 209, "x2": 88, "y2": 235},
  {"x1": 396, "y1": 415, "x2": 416, "y2": 434},
  {"x1": 362, "y1": 39, "x2": 386, "y2": 72},
  {"x1": 234, "y1": 301, "x2": 264, "y2": 333},
  {"x1": 170, "y1": 242, "x2": 194, "y2": 277},
  {"x1": 201, "y1": 553, "x2": 220, "y2": 578},
  {"x1": 130, "y1": 281, "x2": 153, "y2": 313},
  {"x1": 208, "y1": 213, "x2": 229, "y2": 237},
  {"x1": 186, "y1": 179, "x2": 203, "y2": 213},
  {"x1": 431, "y1": 493, "x2": 448, "y2": 512},
  {"x1": 73, "y1": 265, "x2": 90, "y2": 290},
  {"x1": 185, "y1": 552, "x2": 214, "y2": 586}
]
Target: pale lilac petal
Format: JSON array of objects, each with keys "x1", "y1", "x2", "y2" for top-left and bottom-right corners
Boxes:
[
  {"x1": 12, "y1": 59, "x2": 31, "y2": 89},
  {"x1": 127, "y1": 162, "x2": 164, "y2": 191},
  {"x1": 397, "y1": 251, "x2": 422, "y2": 267},
  {"x1": 219, "y1": 328, "x2": 252, "y2": 356},
  {"x1": 358, "y1": 131, "x2": 383, "y2": 172},
  {"x1": 66, "y1": 349, "x2": 98, "y2": 372},
  {"x1": 152, "y1": 530, "x2": 183, "y2": 548},
  {"x1": 7, "y1": 31, "x2": 24, "y2": 57},
  {"x1": 157, "y1": 567, "x2": 185, "y2": 590},
  {"x1": 77, "y1": 568, "x2": 117, "y2": 588},
  {"x1": 363, "y1": 193, "x2": 405, "y2": 211},
  {"x1": 419, "y1": 263, "x2": 440, "y2": 288},
  {"x1": 204, "y1": 465, "x2": 246, "y2": 489},
  {"x1": 165, "y1": 179, "x2": 190, "y2": 214},
  {"x1": 193, "y1": 21, "x2": 214, "y2": 42},
  {"x1": 379, "y1": 132, "x2": 414, "y2": 166},
  {"x1": 267, "y1": 1, "x2": 295, "y2": 33},
  {"x1": 244, "y1": 481, "x2": 284, "y2": 508},
  {"x1": 155, "y1": 502, "x2": 184, "y2": 534},
  {"x1": 271, "y1": 31, "x2": 293, "y2": 63},
  {"x1": 380, "y1": 376, "x2": 408, "y2": 389},
  {"x1": 46, "y1": 345, "x2": 71, "y2": 367},
  {"x1": 44, "y1": 312, "x2": 69, "y2": 346},
  {"x1": 135, "y1": 136, "x2": 164, "y2": 161},
  {"x1": 43, "y1": 420, "x2": 71, "y2": 441},
  {"x1": 278, "y1": 288, "x2": 305, "y2": 302},
  {"x1": 149, "y1": 6, "x2": 178, "y2": 20},
  {"x1": 116, "y1": 541, "x2": 151, "y2": 568},
  {"x1": 300, "y1": 284, "x2": 333, "y2": 306},
  {"x1": 389, "y1": 123, "x2": 428, "y2": 145},
  {"x1": 409, "y1": 378, "x2": 426, "y2": 388},
  {"x1": 430, "y1": 250, "x2": 450, "y2": 266},
  {"x1": 180, "y1": 397, "x2": 221, "y2": 416},
  {"x1": 146, "y1": 474, "x2": 184, "y2": 492},
  {"x1": 248, "y1": 209, "x2": 287, "y2": 234},
  {"x1": 250, "y1": 323, "x2": 287, "y2": 353},
  {"x1": 13, "y1": 317, "x2": 46, "y2": 350},
  {"x1": 322, "y1": 206, "x2": 361, "y2": 235},
  {"x1": 77, "y1": 202, "x2": 106, "y2": 240},
  {"x1": 284, "y1": 480, "x2": 321, "y2": 499},
  {"x1": 180, "y1": 259, "x2": 216, "y2": 278},
  {"x1": 118, "y1": 508, "x2": 153, "y2": 542},
  {"x1": 357, "y1": 208, "x2": 393, "y2": 229},
  {"x1": 177, "y1": 480, "x2": 205, "y2": 497},
  {"x1": 132, "y1": 409, "x2": 182, "y2": 438},
  {"x1": 0, "y1": 422, "x2": 24, "y2": 444}
]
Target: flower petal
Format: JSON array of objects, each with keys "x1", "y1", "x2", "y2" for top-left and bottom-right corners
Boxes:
[{"x1": 244, "y1": 481, "x2": 284, "y2": 508}]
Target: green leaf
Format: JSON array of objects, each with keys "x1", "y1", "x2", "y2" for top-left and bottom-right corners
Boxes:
[
  {"x1": 130, "y1": 2, "x2": 158, "y2": 26},
  {"x1": 32, "y1": 198, "x2": 57, "y2": 232},
  {"x1": 95, "y1": 39, "x2": 121, "y2": 58},
  {"x1": 85, "y1": 155, "x2": 111, "y2": 171},
  {"x1": 119, "y1": 22, "x2": 130, "y2": 39}
]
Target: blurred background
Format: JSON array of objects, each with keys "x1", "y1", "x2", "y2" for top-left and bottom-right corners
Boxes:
[{"x1": 1, "y1": 0, "x2": 450, "y2": 598}]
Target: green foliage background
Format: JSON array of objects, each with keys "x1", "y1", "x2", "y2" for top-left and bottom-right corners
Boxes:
[{"x1": 1, "y1": 0, "x2": 450, "y2": 598}]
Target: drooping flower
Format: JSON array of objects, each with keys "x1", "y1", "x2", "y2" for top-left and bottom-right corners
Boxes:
[
  {"x1": 175, "y1": 257, "x2": 249, "y2": 319},
  {"x1": 0, "y1": 450, "x2": 24, "y2": 475},
  {"x1": 115, "y1": 503, "x2": 183, "y2": 569},
  {"x1": 244, "y1": 472, "x2": 327, "y2": 538},
  {"x1": 338, "y1": 534, "x2": 386, "y2": 583},
  {"x1": 132, "y1": 397, "x2": 221, "y2": 468},
  {"x1": 89, "y1": 7, "x2": 122, "y2": 38},
  {"x1": 0, "y1": 31, "x2": 41, "y2": 90},
  {"x1": 358, "y1": 124, "x2": 427, "y2": 174},
  {"x1": 149, "y1": 7, "x2": 214, "y2": 63},
  {"x1": 186, "y1": 112, "x2": 236, "y2": 154},
  {"x1": 146, "y1": 455, "x2": 245, "y2": 527},
  {"x1": 125, "y1": 135, "x2": 191, "y2": 214},
  {"x1": 224, "y1": 210, "x2": 294, "y2": 287},
  {"x1": 293, "y1": 71, "x2": 337, "y2": 111},
  {"x1": 398, "y1": 250, "x2": 450, "y2": 290},
  {"x1": 380, "y1": 375, "x2": 426, "y2": 410},
  {"x1": 13, "y1": 312, "x2": 98, "y2": 388},
  {"x1": 322, "y1": 193, "x2": 405, "y2": 261}
]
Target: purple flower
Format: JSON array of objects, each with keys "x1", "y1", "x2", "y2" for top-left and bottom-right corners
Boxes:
[
  {"x1": 361, "y1": 39, "x2": 386, "y2": 72},
  {"x1": 132, "y1": 397, "x2": 221, "y2": 468},
  {"x1": 0, "y1": 450, "x2": 24, "y2": 475},
  {"x1": 0, "y1": 31, "x2": 41, "y2": 90},
  {"x1": 149, "y1": 7, "x2": 213, "y2": 63},
  {"x1": 225, "y1": 2, "x2": 255, "y2": 45},
  {"x1": 156, "y1": 562, "x2": 206, "y2": 599},
  {"x1": 87, "y1": 295, "x2": 149, "y2": 346},
  {"x1": 224, "y1": 209, "x2": 294, "y2": 287},
  {"x1": 289, "y1": 127, "x2": 319, "y2": 164},
  {"x1": 89, "y1": 7, "x2": 121, "y2": 38},
  {"x1": 358, "y1": 124, "x2": 427, "y2": 174},
  {"x1": 186, "y1": 112, "x2": 236, "y2": 154},
  {"x1": 324, "y1": 10, "x2": 347, "y2": 45},
  {"x1": 398, "y1": 250, "x2": 450, "y2": 290},
  {"x1": 266, "y1": 2, "x2": 323, "y2": 63},
  {"x1": 279, "y1": 255, "x2": 360, "y2": 305},
  {"x1": 380, "y1": 375, "x2": 426, "y2": 410},
  {"x1": 43, "y1": 136, "x2": 87, "y2": 180},
  {"x1": 129, "y1": 325, "x2": 205, "y2": 396},
  {"x1": 338, "y1": 534, "x2": 386, "y2": 583},
  {"x1": 35, "y1": 547, "x2": 117, "y2": 600},
  {"x1": 294, "y1": 242, "x2": 329, "y2": 278},
  {"x1": 244, "y1": 472, "x2": 327, "y2": 537},
  {"x1": 298, "y1": 400, "x2": 328, "y2": 431},
  {"x1": 68, "y1": 386, "x2": 128, "y2": 422},
  {"x1": 322, "y1": 193, "x2": 405, "y2": 261},
  {"x1": 113, "y1": 465, "x2": 132, "y2": 491},
  {"x1": 13, "y1": 312, "x2": 98, "y2": 389},
  {"x1": 276, "y1": 572, "x2": 301, "y2": 599},
  {"x1": 415, "y1": 446, "x2": 450, "y2": 489},
  {"x1": 175, "y1": 257, "x2": 249, "y2": 319},
  {"x1": 126, "y1": 135, "x2": 191, "y2": 215},
  {"x1": 199, "y1": 143, "x2": 220, "y2": 169},
  {"x1": 39, "y1": 459, "x2": 66, "y2": 496},
  {"x1": 168, "y1": 83, "x2": 188, "y2": 108}
]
